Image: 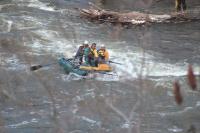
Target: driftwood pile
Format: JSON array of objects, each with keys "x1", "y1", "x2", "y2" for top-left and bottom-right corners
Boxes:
[{"x1": 80, "y1": 7, "x2": 199, "y2": 25}]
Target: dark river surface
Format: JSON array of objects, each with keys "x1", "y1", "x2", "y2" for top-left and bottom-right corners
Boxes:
[{"x1": 0, "y1": 0, "x2": 200, "y2": 133}]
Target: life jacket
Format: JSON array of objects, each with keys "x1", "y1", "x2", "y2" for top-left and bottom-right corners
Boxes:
[
  {"x1": 98, "y1": 49, "x2": 109, "y2": 61},
  {"x1": 89, "y1": 48, "x2": 98, "y2": 58}
]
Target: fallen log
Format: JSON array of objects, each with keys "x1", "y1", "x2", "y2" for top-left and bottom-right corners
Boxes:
[{"x1": 80, "y1": 7, "x2": 200, "y2": 25}]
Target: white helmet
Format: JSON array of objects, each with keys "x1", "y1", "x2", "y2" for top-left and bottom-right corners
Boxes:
[
  {"x1": 84, "y1": 40, "x2": 89, "y2": 44},
  {"x1": 100, "y1": 44, "x2": 105, "y2": 48}
]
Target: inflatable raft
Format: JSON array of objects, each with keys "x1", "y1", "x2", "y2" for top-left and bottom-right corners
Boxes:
[{"x1": 58, "y1": 57, "x2": 112, "y2": 76}]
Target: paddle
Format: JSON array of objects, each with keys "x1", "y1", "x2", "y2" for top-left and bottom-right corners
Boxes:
[
  {"x1": 108, "y1": 60, "x2": 123, "y2": 65},
  {"x1": 30, "y1": 62, "x2": 57, "y2": 71}
]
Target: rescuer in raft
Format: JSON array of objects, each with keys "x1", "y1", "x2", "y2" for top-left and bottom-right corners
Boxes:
[
  {"x1": 75, "y1": 41, "x2": 98, "y2": 66},
  {"x1": 75, "y1": 41, "x2": 110, "y2": 67},
  {"x1": 97, "y1": 44, "x2": 109, "y2": 64},
  {"x1": 75, "y1": 40, "x2": 89, "y2": 64},
  {"x1": 88, "y1": 43, "x2": 98, "y2": 67},
  {"x1": 83, "y1": 43, "x2": 90, "y2": 65}
]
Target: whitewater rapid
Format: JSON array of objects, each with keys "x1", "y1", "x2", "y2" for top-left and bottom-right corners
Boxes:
[{"x1": 1, "y1": 0, "x2": 199, "y2": 81}]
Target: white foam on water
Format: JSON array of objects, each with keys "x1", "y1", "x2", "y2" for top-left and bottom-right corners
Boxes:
[
  {"x1": 196, "y1": 101, "x2": 200, "y2": 107},
  {"x1": 6, "y1": 121, "x2": 29, "y2": 128},
  {"x1": 14, "y1": 0, "x2": 55, "y2": 12},
  {"x1": 6, "y1": 118, "x2": 38, "y2": 129},
  {"x1": 6, "y1": 20, "x2": 13, "y2": 32},
  {"x1": 0, "y1": 54, "x2": 27, "y2": 71},
  {"x1": 168, "y1": 126, "x2": 183, "y2": 133},
  {"x1": 80, "y1": 116, "x2": 98, "y2": 124},
  {"x1": 157, "y1": 106, "x2": 194, "y2": 118},
  {"x1": 28, "y1": 29, "x2": 75, "y2": 57},
  {"x1": 109, "y1": 49, "x2": 200, "y2": 80},
  {"x1": 94, "y1": 73, "x2": 119, "y2": 81},
  {"x1": 22, "y1": 15, "x2": 44, "y2": 26},
  {"x1": 75, "y1": 115, "x2": 101, "y2": 127},
  {"x1": 0, "y1": 19, "x2": 13, "y2": 33}
]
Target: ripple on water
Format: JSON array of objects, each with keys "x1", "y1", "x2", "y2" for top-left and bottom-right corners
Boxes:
[
  {"x1": 196, "y1": 101, "x2": 200, "y2": 107},
  {"x1": 0, "y1": 54, "x2": 27, "y2": 71},
  {"x1": 168, "y1": 126, "x2": 183, "y2": 133},
  {"x1": 14, "y1": 0, "x2": 55, "y2": 12},
  {"x1": 6, "y1": 118, "x2": 39, "y2": 129},
  {"x1": 0, "y1": 19, "x2": 13, "y2": 33}
]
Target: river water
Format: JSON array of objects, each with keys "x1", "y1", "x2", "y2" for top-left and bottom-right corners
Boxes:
[{"x1": 0, "y1": 0, "x2": 200, "y2": 133}]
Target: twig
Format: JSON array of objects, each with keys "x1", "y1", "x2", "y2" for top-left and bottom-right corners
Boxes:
[
  {"x1": 88, "y1": 2, "x2": 102, "y2": 11},
  {"x1": 105, "y1": 98, "x2": 129, "y2": 122},
  {"x1": 129, "y1": 99, "x2": 141, "y2": 121}
]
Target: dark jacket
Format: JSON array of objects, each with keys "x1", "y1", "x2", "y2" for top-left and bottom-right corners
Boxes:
[{"x1": 75, "y1": 46, "x2": 84, "y2": 58}]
